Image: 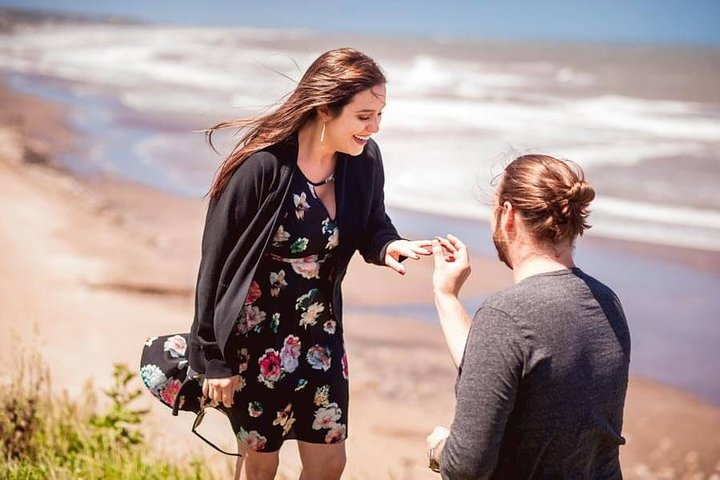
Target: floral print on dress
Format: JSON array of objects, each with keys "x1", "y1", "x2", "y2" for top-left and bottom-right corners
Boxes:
[
  {"x1": 245, "y1": 281, "x2": 262, "y2": 304},
  {"x1": 307, "y1": 345, "x2": 332, "y2": 371},
  {"x1": 290, "y1": 237, "x2": 308, "y2": 254},
  {"x1": 238, "y1": 427, "x2": 268, "y2": 452},
  {"x1": 312, "y1": 403, "x2": 342, "y2": 430},
  {"x1": 291, "y1": 257, "x2": 321, "y2": 279},
  {"x1": 323, "y1": 319, "x2": 337, "y2": 335},
  {"x1": 273, "y1": 225, "x2": 290, "y2": 246},
  {"x1": 280, "y1": 335, "x2": 301, "y2": 373},
  {"x1": 257, "y1": 348, "x2": 282, "y2": 388},
  {"x1": 226, "y1": 167, "x2": 347, "y2": 451},
  {"x1": 270, "y1": 270, "x2": 287, "y2": 297},
  {"x1": 322, "y1": 218, "x2": 339, "y2": 250},
  {"x1": 238, "y1": 348, "x2": 250, "y2": 374},
  {"x1": 249, "y1": 401, "x2": 263, "y2": 418},
  {"x1": 270, "y1": 313, "x2": 280, "y2": 333},
  {"x1": 237, "y1": 305, "x2": 267, "y2": 335},
  {"x1": 293, "y1": 192, "x2": 310, "y2": 219},
  {"x1": 273, "y1": 403, "x2": 296, "y2": 436},
  {"x1": 314, "y1": 385, "x2": 330, "y2": 407},
  {"x1": 296, "y1": 289, "x2": 325, "y2": 329}
]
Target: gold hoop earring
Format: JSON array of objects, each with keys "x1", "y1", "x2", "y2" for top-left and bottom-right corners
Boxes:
[{"x1": 320, "y1": 122, "x2": 326, "y2": 143}]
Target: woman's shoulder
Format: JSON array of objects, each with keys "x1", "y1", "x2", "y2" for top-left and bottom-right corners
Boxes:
[
  {"x1": 220, "y1": 145, "x2": 292, "y2": 198},
  {"x1": 242, "y1": 148, "x2": 284, "y2": 172},
  {"x1": 363, "y1": 138, "x2": 382, "y2": 162},
  {"x1": 347, "y1": 138, "x2": 383, "y2": 175},
  {"x1": 235, "y1": 139, "x2": 296, "y2": 175}
]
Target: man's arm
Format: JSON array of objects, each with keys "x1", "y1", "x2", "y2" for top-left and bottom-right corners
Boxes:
[
  {"x1": 431, "y1": 235, "x2": 472, "y2": 366},
  {"x1": 440, "y1": 307, "x2": 523, "y2": 480}
]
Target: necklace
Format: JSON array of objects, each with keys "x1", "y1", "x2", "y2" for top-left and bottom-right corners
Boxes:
[{"x1": 300, "y1": 168, "x2": 335, "y2": 186}]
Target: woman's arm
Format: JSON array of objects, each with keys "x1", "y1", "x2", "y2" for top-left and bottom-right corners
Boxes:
[
  {"x1": 356, "y1": 141, "x2": 403, "y2": 264},
  {"x1": 357, "y1": 141, "x2": 432, "y2": 272},
  {"x1": 191, "y1": 153, "x2": 274, "y2": 379}
]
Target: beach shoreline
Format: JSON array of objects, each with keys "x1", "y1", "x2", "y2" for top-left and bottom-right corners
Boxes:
[{"x1": 1, "y1": 79, "x2": 719, "y2": 478}]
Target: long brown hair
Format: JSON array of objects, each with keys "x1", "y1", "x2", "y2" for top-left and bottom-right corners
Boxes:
[
  {"x1": 497, "y1": 154, "x2": 596, "y2": 244},
  {"x1": 206, "y1": 48, "x2": 386, "y2": 199}
]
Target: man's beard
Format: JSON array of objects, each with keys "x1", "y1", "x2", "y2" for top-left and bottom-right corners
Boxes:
[{"x1": 492, "y1": 226, "x2": 512, "y2": 269}]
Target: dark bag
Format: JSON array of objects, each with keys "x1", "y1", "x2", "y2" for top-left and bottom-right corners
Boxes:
[
  {"x1": 139, "y1": 333, "x2": 241, "y2": 456},
  {"x1": 139, "y1": 333, "x2": 204, "y2": 415}
]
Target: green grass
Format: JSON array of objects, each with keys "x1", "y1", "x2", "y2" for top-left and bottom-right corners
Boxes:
[{"x1": 0, "y1": 351, "x2": 214, "y2": 479}]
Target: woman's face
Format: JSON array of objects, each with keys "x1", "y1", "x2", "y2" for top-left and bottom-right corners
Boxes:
[{"x1": 324, "y1": 84, "x2": 386, "y2": 156}]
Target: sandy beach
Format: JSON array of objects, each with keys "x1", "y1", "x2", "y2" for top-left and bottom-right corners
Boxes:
[{"x1": 1, "y1": 81, "x2": 719, "y2": 479}]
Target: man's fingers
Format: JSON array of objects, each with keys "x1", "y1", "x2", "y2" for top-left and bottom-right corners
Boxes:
[
  {"x1": 437, "y1": 236, "x2": 458, "y2": 253},
  {"x1": 447, "y1": 234, "x2": 466, "y2": 251},
  {"x1": 431, "y1": 239, "x2": 445, "y2": 263},
  {"x1": 202, "y1": 379, "x2": 209, "y2": 398}
]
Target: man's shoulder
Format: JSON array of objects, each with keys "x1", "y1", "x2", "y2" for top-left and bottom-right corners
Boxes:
[{"x1": 481, "y1": 281, "x2": 537, "y2": 315}]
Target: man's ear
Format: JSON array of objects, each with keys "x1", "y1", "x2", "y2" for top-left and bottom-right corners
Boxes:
[{"x1": 502, "y1": 201, "x2": 517, "y2": 232}]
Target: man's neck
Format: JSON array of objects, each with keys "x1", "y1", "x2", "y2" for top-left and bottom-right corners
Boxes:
[{"x1": 511, "y1": 244, "x2": 575, "y2": 284}]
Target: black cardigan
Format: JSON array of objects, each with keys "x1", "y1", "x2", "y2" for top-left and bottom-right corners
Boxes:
[{"x1": 189, "y1": 135, "x2": 401, "y2": 378}]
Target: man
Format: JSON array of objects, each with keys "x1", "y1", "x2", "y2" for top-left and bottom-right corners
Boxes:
[{"x1": 427, "y1": 154, "x2": 631, "y2": 479}]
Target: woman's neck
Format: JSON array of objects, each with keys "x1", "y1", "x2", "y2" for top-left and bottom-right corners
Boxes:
[{"x1": 297, "y1": 121, "x2": 336, "y2": 168}]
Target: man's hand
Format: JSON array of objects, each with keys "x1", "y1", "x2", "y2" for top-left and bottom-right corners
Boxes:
[
  {"x1": 432, "y1": 234, "x2": 471, "y2": 297},
  {"x1": 426, "y1": 425, "x2": 450, "y2": 472}
]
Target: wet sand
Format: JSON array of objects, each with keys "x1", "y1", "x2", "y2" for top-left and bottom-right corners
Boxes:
[{"x1": 1, "y1": 82, "x2": 719, "y2": 479}]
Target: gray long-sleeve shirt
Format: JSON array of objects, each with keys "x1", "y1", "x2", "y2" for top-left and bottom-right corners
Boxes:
[{"x1": 441, "y1": 268, "x2": 630, "y2": 479}]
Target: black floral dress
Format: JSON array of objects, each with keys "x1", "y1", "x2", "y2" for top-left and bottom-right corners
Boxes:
[{"x1": 226, "y1": 166, "x2": 347, "y2": 452}]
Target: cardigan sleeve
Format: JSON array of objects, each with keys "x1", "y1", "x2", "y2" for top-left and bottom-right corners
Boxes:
[
  {"x1": 192, "y1": 153, "x2": 275, "y2": 378},
  {"x1": 357, "y1": 142, "x2": 402, "y2": 265}
]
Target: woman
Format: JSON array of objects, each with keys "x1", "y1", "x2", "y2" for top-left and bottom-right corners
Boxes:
[{"x1": 188, "y1": 48, "x2": 431, "y2": 480}]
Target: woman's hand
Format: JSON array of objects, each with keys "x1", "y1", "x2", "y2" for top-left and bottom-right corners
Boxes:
[
  {"x1": 202, "y1": 375, "x2": 242, "y2": 408},
  {"x1": 432, "y1": 234, "x2": 471, "y2": 297},
  {"x1": 384, "y1": 239, "x2": 432, "y2": 275}
]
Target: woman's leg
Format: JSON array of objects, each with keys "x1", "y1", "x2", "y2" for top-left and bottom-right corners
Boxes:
[
  {"x1": 297, "y1": 441, "x2": 346, "y2": 480},
  {"x1": 235, "y1": 441, "x2": 280, "y2": 480}
]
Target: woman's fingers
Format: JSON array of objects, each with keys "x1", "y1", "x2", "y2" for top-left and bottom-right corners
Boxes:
[
  {"x1": 221, "y1": 387, "x2": 234, "y2": 408},
  {"x1": 411, "y1": 244, "x2": 432, "y2": 256},
  {"x1": 203, "y1": 378, "x2": 237, "y2": 407},
  {"x1": 412, "y1": 239, "x2": 433, "y2": 255},
  {"x1": 385, "y1": 255, "x2": 406, "y2": 275}
]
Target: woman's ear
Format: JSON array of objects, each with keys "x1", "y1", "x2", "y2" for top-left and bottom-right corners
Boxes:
[{"x1": 317, "y1": 105, "x2": 332, "y2": 123}]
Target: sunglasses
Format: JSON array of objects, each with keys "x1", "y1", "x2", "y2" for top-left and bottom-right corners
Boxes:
[{"x1": 191, "y1": 407, "x2": 243, "y2": 457}]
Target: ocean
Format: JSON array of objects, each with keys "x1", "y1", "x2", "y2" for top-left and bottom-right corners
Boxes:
[
  {"x1": 1, "y1": 22, "x2": 719, "y2": 403},
  {"x1": 1, "y1": 23, "x2": 719, "y2": 250}
]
